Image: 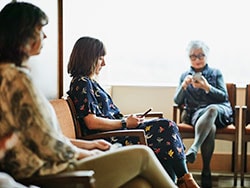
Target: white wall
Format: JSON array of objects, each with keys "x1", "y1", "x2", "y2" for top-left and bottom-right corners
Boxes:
[
  {"x1": 111, "y1": 85, "x2": 176, "y2": 118},
  {"x1": 111, "y1": 85, "x2": 246, "y2": 154}
]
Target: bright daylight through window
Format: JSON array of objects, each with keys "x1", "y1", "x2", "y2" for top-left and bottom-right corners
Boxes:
[{"x1": 63, "y1": 0, "x2": 250, "y2": 89}]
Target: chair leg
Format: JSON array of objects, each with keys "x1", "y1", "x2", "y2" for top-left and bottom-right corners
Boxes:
[
  {"x1": 244, "y1": 143, "x2": 247, "y2": 172},
  {"x1": 231, "y1": 143, "x2": 235, "y2": 172},
  {"x1": 233, "y1": 142, "x2": 238, "y2": 187},
  {"x1": 241, "y1": 142, "x2": 247, "y2": 187}
]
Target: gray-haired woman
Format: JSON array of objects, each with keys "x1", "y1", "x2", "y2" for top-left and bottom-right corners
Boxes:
[{"x1": 174, "y1": 40, "x2": 233, "y2": 188}]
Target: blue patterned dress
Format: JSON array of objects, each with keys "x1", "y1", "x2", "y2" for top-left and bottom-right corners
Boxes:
[{"x1": 67, "y1": 76, "x2": 186, "y2": 167}]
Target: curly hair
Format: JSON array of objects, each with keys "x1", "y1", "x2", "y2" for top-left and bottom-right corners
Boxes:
[
  {"x1": 186, "y1": 40, "x2": 210, "y2": 57},
  {"x1": 0, "y1": 2, "x2": 48, "y2": 66}
]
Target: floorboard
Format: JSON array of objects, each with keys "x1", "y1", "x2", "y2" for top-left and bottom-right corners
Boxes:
[{"x1": 191, "y1": 172, "x2": 250, "y2": 188}]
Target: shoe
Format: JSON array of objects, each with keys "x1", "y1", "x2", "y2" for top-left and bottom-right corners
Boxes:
[
  {"x1": 201, "y1": 172, "x2": 212, "y2": 188},
  {"x1": 186, "y1": 148, "x2": 197, "y2": 163},
  {"x1": 177, "y1": 173, "x2": 200, "y2": 188}
]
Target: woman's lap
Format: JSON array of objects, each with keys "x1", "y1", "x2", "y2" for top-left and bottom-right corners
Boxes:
[
  {"x1": 138, "y1": 118, "x2": 185, "y2": 161},
  {"x1": 105, "y1": 118, "x2": 185, "y2": 162},
  {"x1": 191, "y1": 104, "x2": 232, "y2": 128},
  {"x1": 68, "y1": 145, "x2": 176, "y2": 188}
]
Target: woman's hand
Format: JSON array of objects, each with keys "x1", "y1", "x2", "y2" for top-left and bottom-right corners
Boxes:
[
  {"x1": 126, "y1": 114, "x2": 144, "y2": 129},
  {"x1": 192, "y1": 76, "x2": 211, "y2": 93},
  {"x1": 76, "y1": 148, "x2": 104, "y2": 160},
  {"x1": 182, "y1": 75, "x2": 193, "y2": 90},
  {"x1": 91, "y1": 139, "x2": 112, "y2": 151},
  {"x1": 71, "y1": 139, "x2": 112, "y2": 151}
]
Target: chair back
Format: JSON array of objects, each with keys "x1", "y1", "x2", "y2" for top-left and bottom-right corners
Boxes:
[
  {"x1": 226, "y1": 83, "x2": 236, "y2": 108},
  {"x1": 50, "y1": 98, "x2": 76, "y2": 139},
  {"x1": 64, "y1": 96, "x2": 84, "y2": 138},
  {"x1": 245, "y1": 84, "x2": 250, "y2": 124},
  {"x1": 226, "y1": 83, "x2": 237, "y2": 125},
  {"x1": 175, "y1": 83, "x2": 236, "y2": 123}
]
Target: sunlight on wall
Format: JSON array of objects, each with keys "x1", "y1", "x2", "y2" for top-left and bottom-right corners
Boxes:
[{"x1": 63, "y1": 0, "x2": 250, "y2": 92}]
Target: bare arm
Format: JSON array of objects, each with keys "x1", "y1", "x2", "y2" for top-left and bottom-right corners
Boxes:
[
  {"x1": 70, "y1": 138, "x2": 111, "y2": 151},
  {"x1": 84, "y1": 114, "x2": 144, "y2": 130}
]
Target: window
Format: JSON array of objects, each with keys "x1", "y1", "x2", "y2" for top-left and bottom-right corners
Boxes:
[{"x1": 64, "y1": 0, "x2": 250, "y2": 89}]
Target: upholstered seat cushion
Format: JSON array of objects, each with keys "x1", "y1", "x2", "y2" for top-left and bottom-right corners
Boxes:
[
  {"x1": 178, "y1": 123, "x2": 236, "y2": 134},
  {"x1": 177, "y1": 123, "x2": 195, "y2": 133},
  {"x1": 245, "y1": 124, "x2": 250, "y2": 134}
]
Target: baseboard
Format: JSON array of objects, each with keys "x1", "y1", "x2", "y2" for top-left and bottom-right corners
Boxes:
[{"x1": 187, "y1": 153, "x2": 243, "y2": 172}]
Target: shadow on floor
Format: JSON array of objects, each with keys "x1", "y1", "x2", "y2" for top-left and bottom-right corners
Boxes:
[{"x1": 191, "y1": 172, "x2": 250, "y2": 188}]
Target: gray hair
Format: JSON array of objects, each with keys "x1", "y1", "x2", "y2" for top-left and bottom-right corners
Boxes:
[{"x1": 186, "y1": 40, "x2": 210, "y2": 57}]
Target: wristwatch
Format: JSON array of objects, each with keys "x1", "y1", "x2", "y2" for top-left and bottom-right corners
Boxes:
[{"x1": 121, "y1": 118, "x2": 127, "y2": 129}]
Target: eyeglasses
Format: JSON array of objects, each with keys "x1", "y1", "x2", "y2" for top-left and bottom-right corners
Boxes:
[{"x1": 189, "y1": 54, "x2": 205, "y2": 61}]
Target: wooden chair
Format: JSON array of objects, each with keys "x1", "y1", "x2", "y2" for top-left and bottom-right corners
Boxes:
[
  {"x1": 18, "y1": 170, "x2": 95, "y2": 188},
  {"x1": 49, "y1": 97, "x2": 155, "y2": 187},
  {"x1": 64, "y1": 96, "x2": 149, "y2": 145},
  {"x1": 16, "y1": 98, "x2": 97, "y2": 188},
  {"x1": 173, "y1": 83, "x2": 240, "y2": 186},
  {"x1": 3, "y1": 97, "x2": 158, "y2": 188},
  {"x1": 240, "y1": 84, "x2": 250, "y2": 186}
]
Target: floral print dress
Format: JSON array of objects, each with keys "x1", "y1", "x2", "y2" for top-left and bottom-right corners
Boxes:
[{"x1": 67, "y1": 76, "x2": 186, "y2": 167}]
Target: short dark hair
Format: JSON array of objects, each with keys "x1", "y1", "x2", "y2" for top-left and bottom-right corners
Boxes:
[
  {"x1": 68, "y1": 36, "x2": 106, "y2": 77},
  {"x1": 0, "y1": 2, "x2": 48, "y2": 66}
]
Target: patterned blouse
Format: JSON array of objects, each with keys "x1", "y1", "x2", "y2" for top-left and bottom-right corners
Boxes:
[
  {"x1": 67, "y1": 76, "x2": 124, "y2": 136},
  {"x1": 0, "y1": 63, "x2": 78, "y2": 179}
]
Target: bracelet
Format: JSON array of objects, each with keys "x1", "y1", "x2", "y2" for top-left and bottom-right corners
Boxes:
[{"x1": 121, "y1": 118, "x2": 127, "y2": 129}]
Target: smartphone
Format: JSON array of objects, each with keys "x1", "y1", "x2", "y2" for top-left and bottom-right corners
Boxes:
[
  {"x1": 193, "y1": 72, "x2": 202, "y2": 82},
  {"x1": 141, "y1": 108, "x2": 153, "y2": 117}
]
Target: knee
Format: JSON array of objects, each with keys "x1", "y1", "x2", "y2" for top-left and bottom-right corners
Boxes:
[
  {"x1": 125, "y1": 145, "x2": 154, "y2": 157},
  {"x1": 125, "y1": 145, "x2": 156, "y2": 166},
  {"x1": 206, "y1": 106, "x2": 218, "y2": 118},
  {"x1": 162, "y1": 119, "x2": 179, "y2": 131}
]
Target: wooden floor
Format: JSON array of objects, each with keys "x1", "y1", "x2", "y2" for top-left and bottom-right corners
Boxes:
[{"x1": 192, "y1": 172, "x2": 250, "y2": 188}]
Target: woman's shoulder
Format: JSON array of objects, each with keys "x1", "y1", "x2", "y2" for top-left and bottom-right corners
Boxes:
[
  {"x1": 206, "y1": 66, "x2": 223, "y2": 76},
  {"x1": 0, "y1": 63, "x2": 32, "y2": 86},
  {"x1": 0, "y1": 63, "x2": 27, "y2": 75},
  {"x1": 205, "y1": 64, "x2": 220, "y2": 71},
  {"x1": 203, "y1": 65, "x2": 222, "y2": 76},
  {"x1": 72, "y1": 76, "x2": 92, "y2": 85},
  {"x1": 71, "y1": 76, "x2": 97, "y2": 90}
]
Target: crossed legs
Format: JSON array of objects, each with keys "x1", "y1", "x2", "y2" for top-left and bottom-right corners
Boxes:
[
  {"x1": 186, "y1": 106, "x2": 217, "y2": 164},
  {"x1": 68, "y1": 145, "x2": 177, "y2": 188},
  {"x1": 185, "y1": 106, "x2": 217, "y2": 187},
  {"x1": 186, "y1": 106, "x2": 217, "y2": 167}
]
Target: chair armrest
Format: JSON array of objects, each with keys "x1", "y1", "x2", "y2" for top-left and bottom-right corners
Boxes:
[
  {"x1": 82, "y1": 129, "x2": 147, "y2": 145},
  {"x1": 242, "y1": 105, "x2": 247, "y2": 128},
  {"x1": 144, "y1": 112, "x2": 163, "y2": 118},
  {"x1": 234, "y1": 105, "x2": 240, "y2": 127},
  {"x1": 18, "y1": 170, "x2": 95, "y2": 188},
  {"x1": 173, "y1": 104, "x2": 179, "y2": 123}
]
